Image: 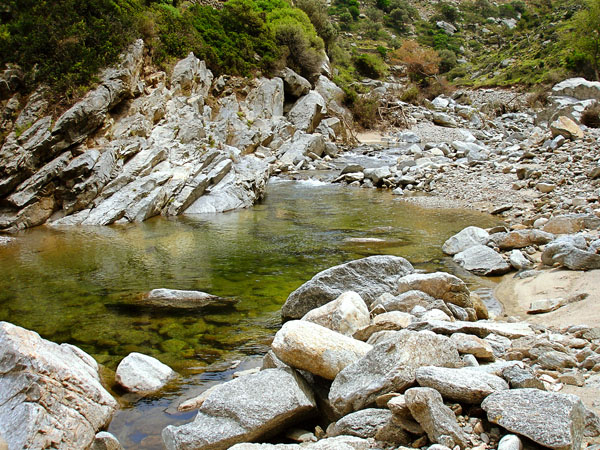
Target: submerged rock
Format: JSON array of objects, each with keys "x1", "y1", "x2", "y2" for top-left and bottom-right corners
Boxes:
[
  {"x1": 143, "y1": 288, "x2": 236, "y2": 309},
  {"x1": 0, "y1": 322, "x2": 117, "y2": 450}
]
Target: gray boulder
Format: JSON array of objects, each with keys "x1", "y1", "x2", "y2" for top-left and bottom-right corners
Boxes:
[
  {"x1": 281, "y1": 255, "x2": 414, "y2": 320},
  {"x1": 91, "y1": 432, "x2": 123, "y2": 450},
  {"x1": 453, "y1": 245, "x2": 511, "y2": 276},
  {"x1": 509, "y1": 250, "x2": 534, "y2": 270},
  {"x1": 278, "y1": 132, "x2": 325, "y2": 167},
  {"x1": 329, "y1": 330, "x2": 461, "y2": 415},
  {"x1": 371, "y1": 290, "x2": 437, "y2": 314},
  {"x1": 0, "y1": 322, "x2": 117, "y2": 450},
  {"x1": 432, "y1": 112, "x2": 458, "y2": 128},
  {"x1": 408, "y1": 319, "x2": 534, "y2": 339},
  {"x1": 162, "y1": 368, "x2": 316, "y2": 450},
  {"x1": 482, "y1": 389, "x2": 585, "y2": 450},
  {"x1": 405, "y1": 387, "x2": 468, "y2": 449},
  {"x1": 244, "y1": 78, "x2": 284, "y2": 121},
  {"x1": 552, "y1": 77, "x2": 600, "y2": 101},
  {"x1": 542, "y1": 242, "x2": 600, "y2": 270},
  {"x1": 171, "y1": 52, "x2": 213, "y2": 97},
  {"x1": 542, "y1": 214, "x2": 600, "y2": 234},
  {"x1": 415, "y1": 366, "x2": 509, "y2": 403},
  {"x1": 302, "y1": 291, "x2": 370, "y2": 337},
  {"x1": 115, "y1": 352, "x2": 177, "y2": 393},
  {"x1": 143, "y1": 288, "x2": 236, "y2": 309},
  {"x1": 442, "y1": 226, "x2": 490, "y2": 255},
  {"x1": 328, "y1": 408, "x2": 410, "y2": 444},
  {"x1": 287, "y1": 91, "x2": 326, "y2": 133},
  {"x1": 230, "y1": 436, "x2": 371, "y2": 450},
  {"x1": 396, "y1": 272, "x2": 472, "y2": 309},
  {"x1": 280, "y1": 68, "x2": 311, "y2": 98}
]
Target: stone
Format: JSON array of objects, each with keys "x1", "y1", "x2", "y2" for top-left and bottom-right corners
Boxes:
[
  {"x1": 490, "y1": 229, "x2": 554, "y2": 250},
  {"x1": 542, "y1": 242, "x2": 600, "y2": 270},
  {"x1": 550, "y1": 116, "x2": 584, "y2": 140},
  {"x1": 528, "y1": 298, "x2": 564, "y2": 314},
  {"x1": 542, "y1": 214, "x2": 600, "y2": 234},
  {"x1": 143, "y1": 288, "x2": 236, "y2": 309},
  {"x1": 415, "y1": 366, "x2": 509, "y2": 403},
  {"x1": 278, "y1": 132, "x2": 325, "y2": 167},
  {"x1": 442, "y1": 226, "x2": 490, "y2": 255},
  {"x1": 537, "y1": 350, "x2": 577, "y2": 370},
  {"x1": 552, "y1": 77, "x2": 600, "y2": 101},
  {"x1": 432, "y1": 112, "x2": 458, "y2": 128},
  {"x1": 408, "y1": 319, "x2": 534, "y2": 339},
  {"x1": 315, "y1": 76, "x2": 350, "y2": 123},
  {"x1": 450, "y1": 333, "x2": 494, "y2": 360},
  {"x1": 371, "y1": 290, "x2": 437, "y2": 314},
  {"x1": 91, "y1": 432, "x2": 123, "y2": 450},
  {"x1": 229, "y1": 435, "x2": 371, "y2": 450},
  {"x1": 453, "y1": 245, "x2": 511, "y2": 276},
  {"x1": 536, "y1": 182, "x2": 557, "y2": 193},
  {"x1": 302, "y1": 291, "x2": 370, "y2": 337},
  {"x1": 328, "y1": 408, "x2": 408, "y2": 443},
  {"x1": 279, "y1": 68, "x2": 311, "y2": 98},
  {"x1": 162, "y1": 369, "x2": 316, "y2": 450},
  {"x1": 436, "y1": 21, "x2": 457, "y2": 35},
  {"x1": 329, "y1": 330, "x2": 461, "y2": 415},
  {"x1": 115, "y1": 352, "x2": 177, "y2": 393},
  {"x1": 171, "y1": 52, "x2": 213, "y2": 97},
  {"x1": 244, "y1": 78, "x2": 284, "y2": 121},
  {"x1": 0, "y1": 322, "x2": 117, "y2": 450},
  {"x1": 509, "y1": 250, "x2": 533, "y2": 270},
  {"x1": 482, "y1": 389, "x2": 585, "y2": 450},
  {"x1": 363, "y1": 167, "x2": 392, "y2": 185},
  {"x1": 497, "y1": 435, "x2": 523, "y2": 450},
  {"x1": 396, "y1": 272, "x2": 472, "y2": 309},
  {"x1": 271, "y1": 320, "x2": 372, "y2": 380},
  {"x1": 353, "y1": 311, "x2": 413, "y2": 341},
  {"x1": 287, "y1": 91, "x2": 326, "y2": 133},
  {"x1": 405, "y1": 387, "x2": 468, "y2": 449},
  {"x1": 281, "y1": 255, "x2": 414, "y2": 320}
]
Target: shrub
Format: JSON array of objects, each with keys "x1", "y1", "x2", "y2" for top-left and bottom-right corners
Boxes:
[
  {"x1": 296, "y1": 0, "x2": 337, "y2": 50},
  {"x1": 400, "y1": 84, "x2": 420, "y2": 103},
  {"x1": 438, "y1": 49, "x2": 457, "y2": 73},
  {"x1": 353, "y1": 53, "x2": 387, "y2": 79},
  {"x1": 352, "y1": 95, "x2": 379, "y2": 128},
  {"x1": 439, "y1": 2, "x2": 460, "y2": 22},
  {"x1": 582, "y1": 101, "x2": 600, "y2": 128},
  {"x1": 391, "y1": 40, "x2": 440, "y2": 81}
]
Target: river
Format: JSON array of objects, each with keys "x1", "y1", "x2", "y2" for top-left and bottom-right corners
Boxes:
[{"x1": 0, "y1": 179, "x2": 501, "y2": 448}]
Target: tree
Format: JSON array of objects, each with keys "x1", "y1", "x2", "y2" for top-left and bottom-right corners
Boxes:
[{"x1": 567, "y1": 0, "x2": 600, "y2": 80}]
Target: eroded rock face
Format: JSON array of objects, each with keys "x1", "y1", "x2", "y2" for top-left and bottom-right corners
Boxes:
[
  {"x1": 482, "y1": 389, "x2": 586, "y2": 450},
  {"x1": 162, "y1": 368, "x2": 316, "y2": 450},
  {"x1": 0, "y1": 322, "x2": 117, "y2": 450},
  {"x1": 329, "y1": 330, "x2": 461, "y2": 415},
  {"x1": 281, "y1": 256, "x2": 414, "y2": 320}
]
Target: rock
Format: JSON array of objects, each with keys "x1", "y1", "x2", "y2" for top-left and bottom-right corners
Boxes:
[
  {"x1": 542, "y1": 214, "x2": 600, "y2": 234},
  {"x1": 363, "y1": 167, "x2": 392, "y2": 185},
  {"x1": 497, "y1": 435, "x2": 523, "y2": 450},
  {"x1": 396, "y1": 272, "x2": 472, "y2": 309},
  {"x1": 244, "y1": 78, "x2": 284, "y2": 121},
  {"x1": 453, "y1": 245, "x2": 511, "y2": 276},
  {"x1": 329, "y1": 330, "x2": 461, "y2": 415},
  {"x1": 528, "y1": 298, "x2": 564, "y2": 314},
  {"x1": 415, "y1": 366, "x2": 509, "y2": 403},
  {"x1": 115, "y1": 352, "x2": 177, "y2": 393},
  {"x1": 302, "y1": 291, "x2": 370, "y2": 337},
  {"x1": 482, "y1": 389, "x2": 585, "y2": 450},
  {"x1": 450, "y1": 333, "x2": 494, "y2": 360},
  {"x1": 490, "y1": 229, "x2": 554, "y2": 250},
  {"x1": 171, "y1": 52, "x2": 213, "y2": 97},
  {"x1": 542, "y1": 242, "x2": 600, "y2": 270},
  {"x1": 271, "y1": 320, "x2": 372, "y2": 380},
  {"x1": 353, "y1": 311, "x2": 413, "y2": 341},
  {"x1": 371, "y1": 290, "x2": 437, "y2": 314},
  {"x1": 328, "y1": 408, "x2": 408, "y2": 443},
  {"x1": 536, "y1": 182, "x2": 557, "y2": 193},
  {"x1": 315, "y1": 76, "x2": 350, "y2": 123},
  {"x1": 405, "y1": 387, "x2": 468, "y2": 448},
  {"x1": 162, "y1": 368, "x2": 316, "y2": 450},
  {"x1": 281, "y1": 255, "x2": 414, "y2": 320},
  {"x1": 501, "y1": 365, "x2": 544, "y2": 390},
  {"x1": 91, "y1": 432, "x2": 123, "y2": 450},
  {"x1": 442, "y1": 227, "x2": 490, "y2": 255},
  {"x1": 287, "y1": 91, "x2": 326, "y2": 133},
  {"x1": 280, "y1": 68, "x2": 311, "y2": 98},
  {"x1": 0, "y1": 322, "x2": 117, "y2": 450},
  {"x1": 509, "y1": 250, "x2": 533, "y2": 270},
  {"x1": 537, "y1": 350, "x2": 577, "y2": 371},
  {"x1": 552, "y1": 77, "x2": 600, "y2": 101},
  {"x1": 230, "y1": 435, "x2": 371, "y2": 450},
  {"x1": 143, "y1": 288, "x2": 236, "y2": 309},
  {"x1": 550, "y1": 116, "x2": 584, "y2": 140},
  {"x1": 408, "y1": 319, "x2": 534, "y2": 339},
  {"x1": 432, "y1": 112, "x2": 458, "y2": 128},
  {"x1": 436, "y1": 21, "x2": 457, "y2": 35}
]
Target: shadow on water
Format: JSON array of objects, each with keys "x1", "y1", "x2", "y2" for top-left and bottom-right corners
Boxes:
[{"x1": 0, "y1": 179, "x2": 503, "y2": 448}]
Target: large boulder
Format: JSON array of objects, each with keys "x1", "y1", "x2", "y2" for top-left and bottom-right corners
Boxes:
[
  {"x1": 287, "y1": 91, "x2": 326, "y2": 133},
  {"x1": 115, "y1": 352, "x2": 177, "y2": 393},
  {"x1": 542, "y1": 241, "x2": 600, "y2": 270},
  {"x1": 490, "y1": 229, "x2": 554, "y2": 250},
  {"x1": 370, "y1": 290, "x2": 437, "y2": 314},
  {"x1": 302, "y1": 291, "x2": 370, "y2": 337},
  {"x1": 542, "y1": 214, "x2": 600, "y2": 234},
  {"x1": 328, "y1": 330, "x2": 461, "y2": 415},
  {"x1": 453, "y1": 245, "x2": 511, "y2": 276},
  {"x1": 244, "y1": 78, "x2": 284, "y2": 121},
  {"x1": 0, "y1": 322, "x2": 117, "y2": 450},
  {"x1": 281, "y1": 255, "x2": 414, "y2": 320},
  {"x1": 405, "y1": 387, "x2": 468, "y2": 449},
  {"x1": 396, "y1": 272, "x2": 472, "y2": 309},
  {"x1": 271, "y1": 320, "x2": 372, "y2": 380},
  {"x1": 229, "y1": 436, "x2": 371, "y2": 450},
  {"x1": 162, "y1": 368, "x2": 316, "y2": 450},
  {"x1": 171, "y1": 52, "x2": 213, "y2": 98},
  {"x1": 482, "y1": 389, "x2": 586, "y2": 450},
  {"x1": 442, "y1": 226, "x2": 490, "y2": 255},
  {"x1": 552, "y1": 77, "x2": 600, "y2": 101},
  {"x1": 408, "y1": 319, "x2": 534, "y2": 339},
  {"x1": 415, "y1": 366, "x2": 508, "y2": 403},
  {"x1": 327, "y1": 408, "x2": 410, "y2": 444},
  {"x1": 277, "y1": 132, "x2": 325, "y2": 167},
  {"x1": 279, "y1": 68, "x2": 311, "y2": 98}
]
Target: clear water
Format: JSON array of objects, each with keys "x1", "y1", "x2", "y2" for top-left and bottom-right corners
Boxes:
[{"x1": 0, "y1": 179, "x2": 501, "y2": 448}]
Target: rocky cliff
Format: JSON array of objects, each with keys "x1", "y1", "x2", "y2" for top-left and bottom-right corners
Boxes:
[{"x1": 0, "y1": 40, "x2": 347, "y2": 231}]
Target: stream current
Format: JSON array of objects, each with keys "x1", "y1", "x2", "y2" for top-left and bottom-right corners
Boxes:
[{"x1": 0, "y1": 178, "x2": 502, "y2": 448}]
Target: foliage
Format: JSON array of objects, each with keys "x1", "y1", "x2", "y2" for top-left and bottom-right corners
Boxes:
[
  {"x1": 353, "y1": 53, "x2": 387, "y2": 79},
  {"x1": 582, "y1": 101, "x2": 600, "y2": 127},
  {"x1": 438, "y1": 49, "x2": 457, "y2": 73},
  {"x1": 562, "y1": 0, "x2": 600, "y2": 79},
  {"x1": 390, "y1": 40, "x2": 440, "y2": 81},
  {"x1": 382, "y1": 0, "x2": 418, "y2": 32},
  {"x1": 296, "y1": 0, "x2": 337, "y2": 51},
  {"x1": 351, "y1": 95, "x2": 379, "y2": 128},
  {"x1": 438, "y1": 2, "x2": 461, "y2": 23}
]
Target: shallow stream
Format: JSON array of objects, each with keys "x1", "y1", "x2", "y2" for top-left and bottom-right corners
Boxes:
[{"x1": 0, "y1": 179, "x2": 502, "y2": 448}]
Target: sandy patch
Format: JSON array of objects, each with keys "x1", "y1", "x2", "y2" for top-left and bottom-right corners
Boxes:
[{"x1": 356, "y1": 131, "x2": 389, "y2": 145}]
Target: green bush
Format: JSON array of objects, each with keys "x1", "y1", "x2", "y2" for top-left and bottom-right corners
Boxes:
[
  {"x1": 353, "y1": 53, "x2": 387, "y2": 79},
  {"x1": 438, "y1": 49, "x2": 457, "y2": 73}
]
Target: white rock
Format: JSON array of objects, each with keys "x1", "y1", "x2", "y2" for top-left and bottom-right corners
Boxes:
[{"x1": 115, "y1": 352, "x2": 177, "y2": 393}]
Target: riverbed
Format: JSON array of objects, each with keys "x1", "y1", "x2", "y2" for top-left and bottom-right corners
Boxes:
[{"x1": 0, "y1": 179, "x2": 502, "y2": 448}]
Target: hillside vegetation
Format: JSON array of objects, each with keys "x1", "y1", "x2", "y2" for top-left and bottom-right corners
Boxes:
[{"x1": 0, "y1": 0, "x2": 598, "y2": 106}]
